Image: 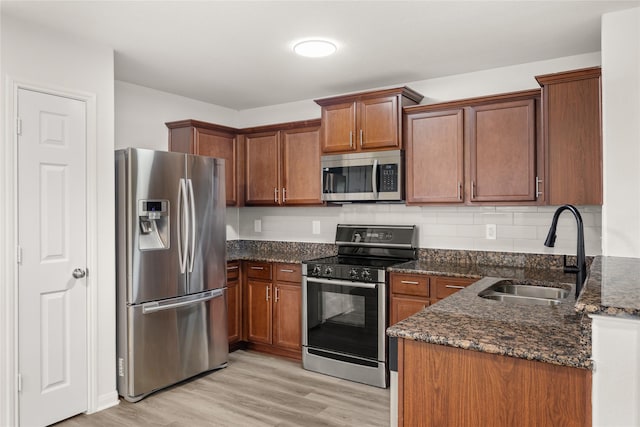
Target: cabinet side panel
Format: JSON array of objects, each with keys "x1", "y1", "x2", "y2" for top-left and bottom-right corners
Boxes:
[
  {"x1": 402, "y1": 340, "x2": 591, "y2": 427},
  {"x1": 168, "y1": 127, "x2": 194, "y2": 153}
]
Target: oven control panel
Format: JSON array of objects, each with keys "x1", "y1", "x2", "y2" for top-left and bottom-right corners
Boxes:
[{"x1": 304, "y1": 263, "x2": 384, "y2": 283}]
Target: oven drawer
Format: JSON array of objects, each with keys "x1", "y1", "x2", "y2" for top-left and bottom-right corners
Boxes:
[
  {"x1": 391, "y1": 273, "x2": 429, "y2": 297},
  {"x1": 432, "y1": 276, "x2": 475, "y2": 299},
  {"x1": 246, "y1": 261, "x2": 272, "y2": 280},
  {"x1": 276, "y1": 263, "x2": 301, "y2": 283}
]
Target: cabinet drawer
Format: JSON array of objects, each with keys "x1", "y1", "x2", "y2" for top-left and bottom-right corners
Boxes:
[
  {"x1": 275, "y1": 263, "x2": 301, "y2": 283},
  {"x1": 226, "y1": 261, "x2": 240, "y2": 281},
  {"x1": 432, "y1": 276, "x2": 475, "y2": 299},
  {"x1": 246, "y1": 261, "x2": 272, "y2": 280},
  {"x1": 391, "y1": 273, "x2": 429, "y2": 297}
]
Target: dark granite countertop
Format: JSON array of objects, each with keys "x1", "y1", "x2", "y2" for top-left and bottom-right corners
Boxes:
[
  {"x1": 226, "y1": 240, "x2": 336, "y2": 264},
  {"x1": 389, "y1": 260, "x2": 576, "y2": 283},
  {"x1": 387, "y1": 275, "x2": 592, "y2": 369},
  {"x1": 576, "y1": 256, "x2": 640, "y2": 317}
]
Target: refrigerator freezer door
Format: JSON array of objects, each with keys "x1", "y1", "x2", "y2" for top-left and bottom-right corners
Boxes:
[
  {"x1": 186, "y1": 154, "x2": 226, "y2": 293},
  {"x1": 126, "y1": 148, "x2": 187, "y2": 304},
  {"x1": 122, "y1": 289, "x2": 228, "y2": 401}
]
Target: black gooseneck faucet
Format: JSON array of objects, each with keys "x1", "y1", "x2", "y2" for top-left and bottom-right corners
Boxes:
[{"x1": 544, "y1": 204, "x2": 586, "y2": 299}]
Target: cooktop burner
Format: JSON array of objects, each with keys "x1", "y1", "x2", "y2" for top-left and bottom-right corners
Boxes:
[{"x1": 303, "y1": 225, "x2": 417, "y2": 283}]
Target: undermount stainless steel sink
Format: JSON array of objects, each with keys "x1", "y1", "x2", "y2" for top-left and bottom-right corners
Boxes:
[{"x1": 478, "y1": 280, "x2": 570, "y2": 306}]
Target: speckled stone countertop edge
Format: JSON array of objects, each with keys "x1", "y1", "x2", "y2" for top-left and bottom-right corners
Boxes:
[
  {"x1": 389, "y1": 328, "x2": 593, "y2": 370},
  {"x1": 574, "y1": 256, "x2": 640, "y2": 318}
]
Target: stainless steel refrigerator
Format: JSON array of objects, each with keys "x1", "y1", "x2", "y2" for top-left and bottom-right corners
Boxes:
[{"x1": 115, "y1": 148, "x2": 228, "y2": 402}]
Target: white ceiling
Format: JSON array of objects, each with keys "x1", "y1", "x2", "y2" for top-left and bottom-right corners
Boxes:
[{"x1": 2, "y1": 1, "x2": 639, "y2": 110}]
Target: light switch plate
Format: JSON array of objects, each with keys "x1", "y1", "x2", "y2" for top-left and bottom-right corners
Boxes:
[
  {"x1": 486, "y1": 224, "x2": 497, "y2": 240},
  {"x1": 254, "y1": 219, "x2": 262, "y2": 233},
  {"x1": 312, "y1": 220, "x2": 321, "y2": 235}
]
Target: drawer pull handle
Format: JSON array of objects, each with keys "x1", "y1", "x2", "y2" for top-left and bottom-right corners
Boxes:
[
  {"x1": 280, "y1": 269, "x2": 294, "y2": 273},
  {"x1": 401, "y1": 280, "x2": 420, "y2": 285},
  {"x1": 227, "y1": 265, "x2": 239, "y2": 270},
  {"x1": 251, "y1": 266, "x2": 265, "y2": 270},
  {"x1": 445, "y1": 285, "x2": 465, "y2": 289}
]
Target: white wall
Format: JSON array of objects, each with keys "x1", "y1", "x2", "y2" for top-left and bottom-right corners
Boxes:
[
  {"x1": 237, "y1": 52, "x2": 600, "y2": 128},
  {"x1": 602, "y1": 7, "x2": 640, "y2": 258},
  {"x1": 115, "y1": 80, "x2": 238, "y2": 151},
  {"x1": 240, "y1": 205, "x2": 602, "y2": 256},
  {"x1": 0, "y1": 12, "x2": 117, "y2": 424}
]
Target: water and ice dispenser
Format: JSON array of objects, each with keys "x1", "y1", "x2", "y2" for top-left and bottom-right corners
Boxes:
[{"x1": 138, "y1": 200, "x2": 169, "y2": 250}]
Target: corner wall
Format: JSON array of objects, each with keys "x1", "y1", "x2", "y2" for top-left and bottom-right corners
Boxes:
[
  {"x1": 0, "y1": 12, "x2": 117, "y2": 423},
  {"x1": 601, "y1": 7, "x2": 640, "y2": 258}
]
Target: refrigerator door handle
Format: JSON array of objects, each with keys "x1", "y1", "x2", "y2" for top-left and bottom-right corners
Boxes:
[
  {"x1": 142, "y1": 289, "x2": 224, "y2": 314},
  {"x1": 177, "y1": 178, "x2": 189, "y2": 274},
  {"x1": 187, "y1": 178, "x2": 196, "y2": 273}
]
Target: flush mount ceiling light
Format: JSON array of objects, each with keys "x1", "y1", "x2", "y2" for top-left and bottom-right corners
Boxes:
[{"x1": 293, "y1": 39, "x2": 337, "y2": 58}]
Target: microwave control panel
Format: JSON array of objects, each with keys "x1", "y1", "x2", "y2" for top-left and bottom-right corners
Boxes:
[{"x1": 380, "y1": 164, "x2": 398, "y2": 192}]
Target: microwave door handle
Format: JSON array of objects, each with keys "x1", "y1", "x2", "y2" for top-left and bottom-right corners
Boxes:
[{"x1": 372, "y1": 159, "x2": 379, "y2": 199}]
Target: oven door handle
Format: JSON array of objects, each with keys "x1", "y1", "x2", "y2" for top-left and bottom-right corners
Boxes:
[{"x1": 305, "y1": 277, "x2": 377, "y2": 289}]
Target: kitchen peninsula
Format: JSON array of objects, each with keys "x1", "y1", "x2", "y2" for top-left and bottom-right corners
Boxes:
[{"x1": 387, "y1": 255, "x2": 640, "y2": 427}]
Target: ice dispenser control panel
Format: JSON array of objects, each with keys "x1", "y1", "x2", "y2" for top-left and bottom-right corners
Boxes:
[{"x1": 138, "y1": 200, "x2": 169, "y2": 250}]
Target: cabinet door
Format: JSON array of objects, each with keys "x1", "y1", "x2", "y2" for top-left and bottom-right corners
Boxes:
[
  {"x1": 391, "y1": 295, "x2": 429, "y2": 325},
  {"x1": 359, "y1": 95, "x2": 400, "y2": 150},
  {"x1": 320, "y1": 101, "x2": 356, "y2": 153},
  {"x1": 273, "y1": 283, "x2": 301, "y2": 351},
  {"x1": 245, "y1": 131, "x2": 280, "y2": 205},
  {"x1": 247, "y1": 280, "x2": 272, "y2": 345},
  {"x1": 545, "y1": 76, "x2": 602, "y2": 205},
  {"x1": 281, "y1": 127, "x2": 322, "y2": 205},
  {"x1": 195, "y1": 128, "x2": 238, "y2": 206},
  {"x1": 469, "y1": 99, "x2": 537, "y2": 202},
  {"x1": 405, "y1": 109, "x2": 464, "y2": 204}
]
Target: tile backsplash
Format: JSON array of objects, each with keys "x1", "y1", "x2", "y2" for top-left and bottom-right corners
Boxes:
[{"x1": 228, "y1": 204, "x2": 602, "y2": 256}]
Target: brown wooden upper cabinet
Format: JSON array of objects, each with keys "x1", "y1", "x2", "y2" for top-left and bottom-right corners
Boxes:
[
  {"x1": 536, "y1": 67, "x2": 602, "y2": 205},
  {"x1": 315, "y1": 87, "x2": 423, "y2": 154},
  {"x1": 404, "y1": 90, "x2": 542, "y2": 205},
  {"x1": 243, "y1": 120, "x2": 322, "y2": 206},
  {"x1": 166, "y1": 120, "x2": 241, "y2": 206}
]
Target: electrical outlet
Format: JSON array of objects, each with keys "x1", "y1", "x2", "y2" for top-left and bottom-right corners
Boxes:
[
  {"x1": 486, "y1": 224, "x2": 497, "y2": 240},
  {"x1": 312, "y1": 220, "x2": 321, "y2": 235},
  {"x1": 254, "y1": 219, "x2": 262, "y2": 233}
]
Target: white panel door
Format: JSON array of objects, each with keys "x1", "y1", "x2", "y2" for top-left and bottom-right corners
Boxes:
[{"x1": 17, "y1": 88, "x2": 88, "y2": 427}]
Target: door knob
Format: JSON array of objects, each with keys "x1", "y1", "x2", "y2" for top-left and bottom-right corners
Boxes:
[{"x1": 72, "y1": 268, "x2": 86, "y2": 279}]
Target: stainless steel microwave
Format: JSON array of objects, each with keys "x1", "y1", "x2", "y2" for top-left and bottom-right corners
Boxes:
[{"x1": 321, "y1": 150, "x2": 404, "y2": 202}]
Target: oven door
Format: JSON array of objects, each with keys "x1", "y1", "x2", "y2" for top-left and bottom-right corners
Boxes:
[
  {"x1": 302, "y1": 276, "x2": 386, "y2": 364},
  {"x1": 321, "y1": 151, "x2": 403, "y2": 202}
]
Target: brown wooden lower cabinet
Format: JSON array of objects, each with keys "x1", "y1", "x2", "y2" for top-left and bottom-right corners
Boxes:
[
  {"x1": 398, "y1": 339, "x2": 591, "y2": 427},
  {"x1": 244, "y1": 261, "x2": 302, "y2": 359}
]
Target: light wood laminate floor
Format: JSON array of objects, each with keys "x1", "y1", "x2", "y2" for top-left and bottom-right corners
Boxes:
[{"x1": 54, "y1": 350, "x2": 390, "y2": 427}]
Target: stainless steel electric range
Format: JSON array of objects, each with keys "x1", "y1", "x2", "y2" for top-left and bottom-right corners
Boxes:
[{"x1": 301, "y1": 224, "x2": 417, "y2": 388}]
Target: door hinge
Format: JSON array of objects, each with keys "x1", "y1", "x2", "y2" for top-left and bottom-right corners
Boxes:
[
  {"x1": 16, "y1": 118, "x2": 22, "y2": 136},
  {"x1": 16, "y1": 245, "x2": 22, "y2": 264},
  {"x1": 17, "y1": 373, "x2": 22, "y2": 392}
]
